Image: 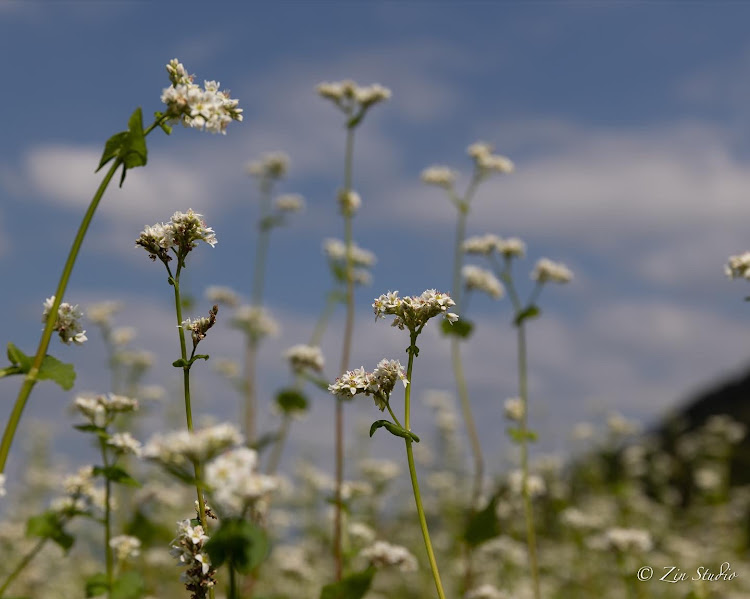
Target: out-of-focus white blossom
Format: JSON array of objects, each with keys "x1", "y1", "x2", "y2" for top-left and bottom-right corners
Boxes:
[
  {"x1": 107, "y1": 432, "x2": 142, "y2": 457},
  {"x1": 504, "y1": 397, "x2": 525, "y2": 422},
  {"x1": 161, "y1": 59, "x2": 242, "y2": 134},
  {"x1": 246, "y1": 151, "x2": 289, "y2": 179},
  {"x1": 338, "y1": 189, "x2": 362, "y2": 215},
  {"x1": 604, "y1": 527, "x2": 653, "y2": 553},
  {"x1": 465, "y1": 584, "x2": 509, "y2": 599},
  {"x1": 42, "y1": 296, "x2": 87, "y2": 345},
  {"x1": 230, "y1": 305, "x2": 279, "y2": 341},
  {"x1": 462, "y1": 265, "x2": 504, "y2": 299},
  {"x1": 508, "y1": 470, "x2": 546, "y2": 498},
  {"x1": 143, "y1": 423, "x2": 243, "y2": 472},
  {"x1": 205, "y1": 447, "x2": 277, "y2": 518},
  {"x1": 323, "y1": 238, "x2": 376, "y2": 267},
  {"x1": 725, "y1": 252, "x2": 750, "y2": 280},
  {"x1": 110, "y1": 535, "x2": 141, "y2": 562},
  {"x1": 360, "y1": 541, "x2": 418, "y2": 572},
  {"x1": 205, "y1": 286, "x2": 240, "y2": 308},
  {"x1": 274, "y1": 193, "x2": 305, "y2": 213},
  {"x1": 421, "y1": 166, "x2": 457, "y2": 188},
  {"x1": 317, "y1": 80, "x2": 391, "y2": 112},
  {"x1": 359, "y1": 458, "x2": 400, "y2": 486},
  {"x1": 531, "y1": 258, "x2": 573, "y2": 284},
  {"x1": 467, "y1": 141, "x2": 514, "y2": 175},
  {"x1": 87, "y1": 301, "x2": 122, "y2": 326},
  {"x1": 74, "y1": 394, "x2": 138, "y2": 428},
  {"x1": 284, "y1": 344, "x2": 325, "y2": 373},
  {"x1": 111, "y1": 327, "x2": 136, "y2": 346}
]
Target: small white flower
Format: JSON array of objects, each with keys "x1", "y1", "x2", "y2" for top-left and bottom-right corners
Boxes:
[
  {"x1": 110, "y1": 535, "x2": 141, "y2": 562},
  {"x1": 372, "y1": 289, "x2": 458, "y2": 331},
  {"x1": 465, "y1": 584, "x2": 509, "y2": 599},
  {"x1": 274, "y1": 193, "x2": 305, "y2": 213},
  {"x1": 504, "y1": 397, "x2": 525, "y2": 422},
  {"x1": 230, "y1": 305, "x2": 279, "y2": 341},
  {"x1": 338, "y1": 189, "x2": 362, "y2": 215},
  {"x1": 107, "y1": 432, "x2": 142, "y2": 456},
  {"x1": 205, "y1": 286, "x2": 240, "y2": 307},
  {"x1": 42, "y1": 296, "x2": 87, "y2": 345},
  {"x1": 360, "y1": 541, "x2": 417, "y2": 572},
  {"x1": 111, "y1": 326, "x2": 136, "y2": 346},
  {"x1": 246, "y1": 151, "x2": 290, "y2": 179},
  {"x1": 605, "y1": 527, "x2": 653, "y2": 553},
  {"x1": 496, "y1": 237, "x2": 526, "y2": 258},
  {"x1": 463, "y1": 234, "x2": 503, "y2": 255},
  {"x1": 421, "y1": 166, "x2": 457, "y2": 188},
  {"x1": 284, "y1": 344, "x2": 325, "y2": 373},
  {"x1": 726, "y1": 251, "x2": 750, "y2": 280},
  {"x1": 508, "y1": 470, "x2": 546, "y2": 498},
  {"x1": 87, "y1": 301, "x2": 122, "y2": 326},
  {"x1": 531, "y1": 258, "x2": 573, "y2": 284},
  {"x1": 462, "y1": 265, "x2": 504, "y2": 299}
]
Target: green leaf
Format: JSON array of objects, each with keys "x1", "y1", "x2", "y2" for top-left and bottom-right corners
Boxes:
[
  {"x1": 506, "y1": 427, "x2": 538, "y2": 444},
  {"x1": 92, "y1": 465, "x2": 141, "y2": 487},
  {"x1": 26, "y1": 511, "x2": 75, "y2": 552},
  {"x1": 0, "y1": 365, "x2": 23, "y2": 379},
  {"x1": 464, "y1": 495, "x2": 500, "y2": 548},
  {"x1": 319, "y1": 567, "x2": 376, "y2": 599},
  {"x1": 154, "y1": 111, "x2": 172, "y2": 134},
  {"x1": 96, "y1": 108, "x2": 148, "y2": 187},
  {"x1": 369, "y1": 420, "x2": 420, "y2": 443},
  {"x1": 97, "y1": 131, "x2": 128, "y2": 171},
  {"x1": 7, "y1": 343, "x2": 31, "y2": 370},
  {"x1": 513, "y1": 305, "x2": 541, "y2": 326},
  {"x1": 440, "y1": 318, "x2": 474, "y2": 339},
  {"x1": 172, "y1": 358, "x2": 187, "y2": 368},
  {"x1": 275, "y1": 388, "x2": 309, "y2": 414},
  {"x1": 37, "y1": 354, "x2": 76, "y2": 390},
  {"x1": 85, "y1": 573, "x2": 109, "y2": 597},
  {"x1": 111, "y1": 571, "x2": 145, "y2": 599},
  {"x1": 204, "y1": 519, "x2": 269, "y2": 574}
]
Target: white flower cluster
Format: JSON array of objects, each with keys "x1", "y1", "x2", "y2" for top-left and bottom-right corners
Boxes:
[
  {"x1": 246, "y1": 151, "x2": 289, "y2": 179},
  {"x1": 462, "y1": 265, "x2": 505, "y2": 299},
  {"x1": 359, "y1": 458, "x2": 400, "y2": 486},
  {"x1": 316, "y1": 80, "x2": 392, "y2": 111},
  {"x1": 463, "y1": 234, "x2": 526, "y2": 258},
  {"x1": 180, "y1": 305, "x2": 218, "y2": 347},
  {"x1": 42, "y1": 296, "x2": 87, "y2": 345},
  {"x1": 421, "y1": 165, "x2": 457, "y2": 189},
  {"x1": 274, "y1": 193, "x2": 305, "y2": 213},
  {"x1": 161, "y1": 58, "x2": 242, "y2": 135},
  {"x1": 205, "y1": 447, "x2": 277, "y2": 518},
  {"x1": 136, "y1": 209, "x2": 217, "y2": 262},
  {"x1": 465, "y1": 584, "x2": 509, "y2": 599},
  {"x1": 328, "y1": 359, "x2": 409, "y2": 410},
  {"x1": 74, "y1": 393, "x2": 139, "y2": 428},
  {"x1": 205, "y1": 285, "x2": 240, "y2": 308},
  {"x1": 230, "y1": 305, "x2": 279, "y2": 341},
  {"x1": 87, "y1": 301, "x2": 122, "y2": 327},
  {"x1": 508, "y1": 470, "x2": 546, "y2": 498},
  {"x1": 107, "y1": 432, "x2": 142, "y2": 457},
  {"x1": 372, "y1": 289, "x2": 458, "y2": 331},
  {"x1": 726, "y1": 252, "x2": 750, "y2": 280},
  {"x1": 143, "y1": 423, "x2": 243, "y2": 472},
  {"x1": 467, "y1": 141, "x2": 515, "y2": 175},
  {"x1": 337, "y1": 189, "x2": 362, "y2": 215},
  {"x1": 604, "y1": 527, "x2": 653, "y2": 553},
  {"x1": 323, "y1": 238, "x2": 376, "y2": 286},
  {"x1": 704, "y1": 414, "x2": 747, "y2": 444},
  {"x1": 359, "y1": 540, "x2": 418, "y2": 572},
  {"x1": 503, "y1": 397, "x2": 525, "y2": 422},
  {"x1": 50, "y1": 466, "x2": 105, "y2": 515},
  {"x1": 531, "y1": 258, "x2": 573, "y2": 284},
  {"x1": 111, "y1": 327, "x2": 135, "y2": 346},
  {"x1": 284, "y1": 344, "x2": 325, "y2": 373},
  {"x1": 109, "y1": 535, "x2": 141, "y2": 562},
  {"x1": 170, "y1": 519, "x2": 216, "y2": 597}
]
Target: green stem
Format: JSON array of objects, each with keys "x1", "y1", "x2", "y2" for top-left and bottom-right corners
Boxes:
[
  {"x1": 265, "y1": 413, "x2": 290, "y2": 476},
  {"x1": 0, "y1": 159, "x2": 121, "y2": 474},
  {"x1": 404, "y1": 332, "x2": 446, "y2": 599},
  {"x1": 98, "y1": 438, "x2": 114, "y2": 598},
  {"x1": 229, "y1": 565, "x2": 238, "y2": 599},
  {"x1": 517, "y1": 321, "x2": 541, "y2": 599},
  {"x1": 0, "y1": 535, "x2": 48, "y2": 597},
  {"x1": 333, "y1": 122, "x2": 356, "y2": 582},
  {"x1": 171, "y1": 267, "x2": 212, "y2": 598}
]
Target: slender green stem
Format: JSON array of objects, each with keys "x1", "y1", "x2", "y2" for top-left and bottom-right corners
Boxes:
[
  {"x1": 404, "y1": 332, "x2": 446, "y2": 599},
  {"x1": 0, "y1": 535, "x2": 48, "y2": 597},
  {"x1": 333, "y1": 123, "x2": 357, "y2": 582},
  {"x1": 517, "y1": 321, "x2": 541, "y2": 599},
  {"x1": 98, "y1": 438, "x2": 114, "y2": 598},
  {"x1": 265, "y1": 413, "x2": 290, "y2": 476},
  {"x1": 229, "y1": 564, "x2": 239, "y2": 599},
  {"x1": 171, "y1": 267, "x2": 212, "y2": 598},
  {"x1": 0, "y1": 159, "x2": 120, "y2": 474}
]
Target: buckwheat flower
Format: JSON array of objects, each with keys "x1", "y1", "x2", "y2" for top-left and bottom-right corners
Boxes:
[
  {"x1": 205, "y1": 447, "x2": 277, "y2": 517},
  {"x1": 316, "y1": 81, "x2": 347, "y2": 102},
  {"x1": 42, "y1": 296, "x2": 87, "y2": 345},
  {"x1": 559, "y1": 507, "x2": 602, "y2": 531},
  {"x1": 170, "y1": 209, "x2": 217, "y2": 248},
  {"x1": 463, "y1": 265, "x2": 505, "y2": 299},
  {"x1": 349, "y1": 522, "x2": 376, "y2": 545},
  {"x1": 230, "y1": 305, "x2": 279, "y2": 341},
  {"x1": 340, "y1": 480, "x2": 374, "y2": 500},
  {"x1": 531, "y1": 258, "x2": 573, "y2": 284},
  {"x1": 694, "y1": 466, "x2": 722, "y2": 492},
  {"x1": 508, "y1": 470, "x2": 546, "y2": 498},
  {"x1": 704, "y1": 414, "x2": 747, "y2": 444},
  {"x1": 607, "y1": 412, "x2": 641, "y2": 436},
  {"x1": 205, "y1": 285, "x2": 240, "y2": 308},
  {"x1": 110, "y1": 535, "x2": 141, "y2": 562},
  {"x1": 213, "y1": 358, "x2": 241, "y2": 379},
  {"x1": 87, "y1": 301, "x2": 122, "y2": 326},
  {"x1": 373, "y1": 289, "x2": 458, "y2": 331},
  {"x1": 604, "y1": 527, "x2": 653, "y2": 553},
  {"x1": 338, "y1": 189, "x2": 362, "y2": 215},
  {"x1": 360, "y1": 541, "x2": 418, "y2": 572},
  {"x1": 355, "y1": 83, "x2": 392, "y2": 107},
  {"x1": 317, "y1": 80, "x2": 391, "y2": 113},
  {"x1": 328, "y1": 366, "x2": 369, "y2": 399},
  {"x1": 111, "y1": 326, "x2": 136, "y2": 346},
  {"x1": 107, "y1": 432, "x2": 142, "y2": 457},
  {"x1": 421, "y1": 165, "x2": 457, "y2": 188},
  {"x1": 359, "y1": 458, "x2": 400, "y2": 485},
  {"x1": 725, "y1": 251, "x2": 750, "y2": 280},
  {"x1": 323, "y1": 238, "x2": 376, "y2": 267},
  {"x1": 497, "y1": 237, "x2": 526, "y2": 259},
  {"x1": 161, "y1": 59, "x2": 242, "y2": 135},
  {"x1": 467, "y1": 141, "x2": 494, "y2": 161},
  {"x1": 284, "y1": 344, "x2": 325, "y2": 373},
  {"x1": 246, "y1": 151, "x2": 290, "y2": 179},
  {"x1": 180, "y1": 305, "x2": 218, "y2": 347},
  {"x1": 274, "y1": 193, "x2": 305, "y2": 213},
  {"x1": 504, "y1": 397, "x2": 525, "y2": 422},
  {"x1": 370, "y1": 358, "x2": 409, "y2": 410},
  {"x1": 143, "y1": 423, "x2": 243, "y2": 472},
  {"x1": 74, "y1": 394, "x2": 139, "y2": 427},
  {"x1": 465, "y1": 584, "x2": 509, "y2": 599},
  {"x1": 478, "y1": 153, "x2": 514, "y2": 174},
  {"x1": 463, "y1": 234, "x2": 503, "y2": 255},
  {"x1": 117, "y1": 350, "x2": 155, "y2": 370},
  {"x1": 170, "y1": 519, "x2": 216, "y2": 597}
]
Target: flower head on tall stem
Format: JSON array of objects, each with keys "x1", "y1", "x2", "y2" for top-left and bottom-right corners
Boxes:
[
  {"x1": 181, "y1": 305, "x2": 219, "y2": 350},
  {"x1": 373, "y1": 289, "x2": 458, "y2": 332},
  {"x1": 42, "y1": 296, "x2": 87, "y2": 345},
  {"x1": 136, "y1": 209, "x2": 217, "y2": 266}
]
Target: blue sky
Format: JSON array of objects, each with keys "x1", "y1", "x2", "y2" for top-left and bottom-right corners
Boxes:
[{"x1": 2, "y1": 2, "x2": 750, "y2": 478}]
